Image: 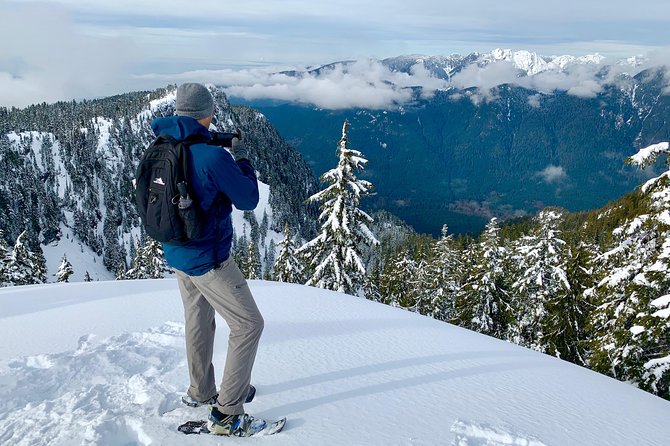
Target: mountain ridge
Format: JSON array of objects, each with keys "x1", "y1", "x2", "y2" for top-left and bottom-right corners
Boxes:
[
  {"x1": 268, "y1": 48, "x2": 649, "y2": 86},
  {"x1": 0, "y1": 86, "x2": 319, "y2": 276},
  {"x1": 241, "y1": 63, "x2": 670, "y2": 235}
]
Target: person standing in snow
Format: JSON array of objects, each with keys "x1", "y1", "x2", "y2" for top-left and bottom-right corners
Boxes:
[{"x1": 150, "y1": 83, "x2": 263, "y2": 436}]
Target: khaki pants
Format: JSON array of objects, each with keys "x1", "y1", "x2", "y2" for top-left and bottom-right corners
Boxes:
[{"x1": 176, "y1": 257, "x2": 264, "y2": 415}]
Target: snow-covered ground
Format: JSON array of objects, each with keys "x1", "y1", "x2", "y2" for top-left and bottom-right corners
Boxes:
[{"x1": 1, "y1": 280, "x2": 669, "y2": 445}]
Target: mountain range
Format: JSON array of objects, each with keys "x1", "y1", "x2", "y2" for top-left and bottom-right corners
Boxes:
[
  {"x1": 381, "y1": 48, "x2": 627, "y2": 79},
  {"x1": 232, "y1": 50, "x2": 670, "y2": 235}
]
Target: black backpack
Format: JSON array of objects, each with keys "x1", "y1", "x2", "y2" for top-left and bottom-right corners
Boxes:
[{"x1": 134, "y1": 134, "x2": 205, "y2": 245}]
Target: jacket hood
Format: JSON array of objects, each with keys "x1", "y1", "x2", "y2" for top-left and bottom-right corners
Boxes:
[{"x1": 151, "y1": 116, "x2": 212, "y2": 141}]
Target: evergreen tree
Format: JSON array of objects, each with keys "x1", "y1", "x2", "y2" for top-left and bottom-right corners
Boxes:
[
  {"x1": 428, "y1": 225, "x2": 461, "y2": 322},
  {"x1": 244, "y1": 211, "x2": 261, "y2": 246},
  {"x1": 32, "y1": 243, "x2": 48, "y2": 285},
  {"x1": 299, "y1": 120, "x2": 378, "y2": 296},
  {"x1": 589, "y1": 142, "x2": 670, "y2": 398},
  {"x1": 128, "y1": 233, "x2": 137, "y2": 266},
  {"x1": 362, "y1": 257, "x2": 383, "y2": 303},
  {"x1": 55, "y1": 254, "x2": 74, "y2": 283},
  {"x1": 273, "y1": 224, "x2": 305, "y2": 284},
  {"x1": 115, "y1": 262, "x2": 127, "y2": 280},
  {"x1": 454, "y1": 218, "x2": 512, "y2": 338},
  {"x1": 543, "y1": 240, "x2": 596, "y2": 365},
  {"x1": 233, "y1": 228, "x2": 250, "y2": 269},
  {"x1": 124, "y1": 237, "x2": 170, "y2": 279},
  {"x1": 5, "y1": 231, "x2": 46, "y2": 286},
  {"x1": 378, "y1": 249, "x2": 417, "y2": 308},
  {"x1": 408, "y1": 256, "x2": 433, "y2": 314},
  {"x1": 242, "y1": 239, "x2": 262, "y2": 279},
  {"x1": 260, "y1": 210, "x2": 270, "y2": 247},
  {"x1": 0, "y1": 230, "x2": 9, "y2": 286},
  {"x1": 103, "y1": 212, "x2": 126, "y2": 272},
  {"x1": 263, "y1": 239, "x2": 276, "y2": 280},
  {"x1": 509, "y1": 209, "x2": 570, "y2": 352}
]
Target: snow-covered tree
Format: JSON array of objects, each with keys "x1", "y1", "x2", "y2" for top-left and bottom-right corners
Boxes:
[
  {"x1": 427, "y1": 225, "x2": 461, "y2": 322},
  {"x1": 232, "y1": 226, "x2": 249, "y2": 268},
  {"x1": 544, "y1": 240, "x2": 596, "y2": 365},
  {"x1": 241, "y1": 239, "x2": 262, "y2": 279},
  {"x1": 5, "y1": 231, "x2": 47, "y2": 286},
  {"x1": 0, "y1": 230, "x2": 9, "y2": 286},
  {"x1": 299, "y1": 120, "x2": 379, "y2": 296},
  {"x1": 263, "y1": 239, "x2": 277, "y2": 280},
  {"x1": 510, "y1": 209, "x2": 570, "y2": 352},
  {"x1": 454, "y1": 218, "x2": 512, "y2": 338},
  {"x1": 124, "y1": 237, "x2": 170, "y2": 279},
  {"x1": 55, "y1": 254, "x2": 74, "y2": 283},
  {"x1": 379, "y1": 249, "x2": 418, "y2": 308},
  {"x1": 589, "y1": 142, "x2": 670, "y2": 398},
  {"x1": 273, "y1": 223, "x2": 305, "y2": 284}
]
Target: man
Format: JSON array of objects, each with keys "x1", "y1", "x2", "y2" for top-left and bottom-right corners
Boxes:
[{"x1": 150, "y1": 83, "x2": 264, "y2": 436}]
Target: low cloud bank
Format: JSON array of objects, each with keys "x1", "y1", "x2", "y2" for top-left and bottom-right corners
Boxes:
[
  {"x1": 221, "y1": 60, "x2": 448, "y2": 109},
  {"x1": 212, "y1": 55, "x2": 668, "y2": 110},
  {"x1": 135, "y1": 59, "x2": 450, "y2": 110}
]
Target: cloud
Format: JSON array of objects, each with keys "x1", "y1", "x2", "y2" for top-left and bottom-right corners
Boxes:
[
  {"x1": 2, "y1": 0, "x2": 668, "y2": 109},
  {"x1": 449, "y1": 61, "x2": 520, "y2": 103},
  {"x1": 527, "y1": 94, "x2": 542, "y2": 108},
  {"x1": 537, "y1": 165, "x2": 568, "y2": 184},
  {"x1": 0, "y1": 2, "x2": 142, "y2": 107},
  {"x1": 136, "y1": 59, "x2": 449, "y2": 110},
  {"x1": 662, "y1": 61, "x2": 670, "y2": 95},
  {"x1": 451, "y1": 58, "x2": 623, "y2": 102}
]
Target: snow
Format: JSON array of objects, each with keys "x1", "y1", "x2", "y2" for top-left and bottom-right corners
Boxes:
[
  {"x1": 41, "y1": 225, "x2": 115, "y2": 283},
  {"x1": 629, "y1": 142, "x2": 669, "y2": 172},
  {"x1": 651, "y1": 295, "x2": 670, "y2": 309},
  {"x1": 1, "y1": 280, "x2": 669, "y2": 445},
  {"x1": 150, "y1": 91, "x2": 177, "y2": 113},
  {"x1": 630, "y1": 325, "x2": 646, "y2": 335},
  {"x1": 482, "y1": 49, "x2": 605, "y2": 76},
  {"x1": 93, "y1": 117, "x2": 114, "y2": 152}
]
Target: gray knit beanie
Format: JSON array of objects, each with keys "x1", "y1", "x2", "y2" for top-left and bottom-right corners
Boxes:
[{"x1": 175, "y1": 83, "x2": 214, "y2": 120}]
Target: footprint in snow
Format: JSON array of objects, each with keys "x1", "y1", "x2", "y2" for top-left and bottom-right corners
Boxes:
[{"x1": 451, "y1": 420, "x2": 548, "y2": 446}]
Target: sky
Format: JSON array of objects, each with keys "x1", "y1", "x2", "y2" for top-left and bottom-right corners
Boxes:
[{"x1": 1, "y1": 0, "x2": 670, "y2": 108}]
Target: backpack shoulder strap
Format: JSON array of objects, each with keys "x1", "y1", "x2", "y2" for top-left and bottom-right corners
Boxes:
[{"x1": 178, "y1": 134, "x2": 210, "y2": 186}]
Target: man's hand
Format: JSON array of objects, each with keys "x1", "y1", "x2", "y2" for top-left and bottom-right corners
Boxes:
[{"x1": 230, "y1": 130, "x2": 249, "y2": 161}]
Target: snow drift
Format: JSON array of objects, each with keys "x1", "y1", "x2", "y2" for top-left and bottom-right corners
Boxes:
[{"x1": 0, "y1": 280, "x2": 669, "y2": 445}]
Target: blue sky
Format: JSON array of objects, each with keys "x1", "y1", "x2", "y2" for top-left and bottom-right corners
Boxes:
[{"x1": 1, "y1": 0, "x2": 669, "y2": 107}]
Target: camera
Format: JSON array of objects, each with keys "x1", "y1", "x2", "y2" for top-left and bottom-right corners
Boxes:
[{"x1": 208, "y1": 131, "x2": 241, "y2": 148}]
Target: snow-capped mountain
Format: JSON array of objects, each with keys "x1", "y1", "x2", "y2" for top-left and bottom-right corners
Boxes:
[
  {"x1": 274, "y1": 48, "x2": 625, "y2": 85},
  {"x1": 479, "y1": 48, "x2": 607, "y2": 75},
  {"x1": 381, "y1": 48, "x2": 630, "y2": 80},
  {"x1": 1, "y1": 280, "x2": 669, "y2": 445}
]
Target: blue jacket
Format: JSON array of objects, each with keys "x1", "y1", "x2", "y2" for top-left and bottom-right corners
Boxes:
[{"x1": 151, "y1": 116, "x2": 259, "y2": 276}]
